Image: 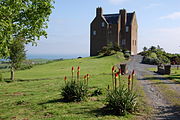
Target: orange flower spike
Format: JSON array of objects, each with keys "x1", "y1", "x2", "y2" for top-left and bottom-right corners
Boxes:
[
  {"x1": 128, "y1": 75, "x2": 131, "y2": 80},
  {"x1": 115, "y1": 73, "x2": 119, "y2": 79},
  {"x1": 77, "y1": 71, "x2": 80, "y2": 76},
  {"x1": 87, "y1": 74, "x2": 90, "y2": 78},
  {"x1": 64, "y1": 76, "x2": 67, "y2": 84},
  {"x1": 84, "y1": 75, "x2": 87, "y2": 79},
  {"x1": 77, "y1": 66, "x2": 80, "y2": 72},
  {"x1": 72, "y1": 66, "x2": 74, "y2": 72},
  {"x1": 64, "y1": 76, "x2": 67, "y2": 81},
  {"x1": 112, "y1": 66, "x2": 115, "y2": 73}
]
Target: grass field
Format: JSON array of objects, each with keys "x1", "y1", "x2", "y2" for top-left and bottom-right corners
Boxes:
[
  {"x1": 0, "y1": 53, "x2": 146, "y2": 120},
  {"x1": 148, "y1": 67, "x2": 180, "y2": 83}
]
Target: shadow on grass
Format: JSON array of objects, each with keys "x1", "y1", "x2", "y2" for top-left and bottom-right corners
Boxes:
[
  {"x1": 139, "y1": 76, "x2": 180, "y2": 84},
  {"x1": 155, "y1": 105, "x2": 180, "y2": 120},
  {"x1": 2, "y1": 77, "x2": 62, "y2": 83},
  {"x1": 38, "y1": 98, "x2": 70, "y2": 105}
]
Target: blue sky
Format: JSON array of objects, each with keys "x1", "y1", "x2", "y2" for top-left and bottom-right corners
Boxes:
[{"x1": 27, "y1": 0, "x2": 180, "y2": 56}]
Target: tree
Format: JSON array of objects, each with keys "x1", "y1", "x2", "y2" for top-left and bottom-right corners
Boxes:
[
  {"x1": 0, "y1": 0, "x2": 54, "y2": 58},
  {"x1": 143, "y1": 46, "x2": 147, "y2": 52},
  {"x1": 9, "y1": 38, "x2": 26, "y2": 80}
]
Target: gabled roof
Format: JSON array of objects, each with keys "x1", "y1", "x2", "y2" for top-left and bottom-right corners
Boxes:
[
  {"x1": 103, "y1": 13, "x2": 134, "y2": 25},
  {"x1": 103, "y1": 14, "x2": 119, "y2": 24}
]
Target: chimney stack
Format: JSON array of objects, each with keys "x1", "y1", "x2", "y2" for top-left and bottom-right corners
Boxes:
[
  {"x1": 96, "y1": 7, "x2": 103, "y2": 16},
  {"x1": 120, "y1": 9, "x2": 127, "y2": 26}
]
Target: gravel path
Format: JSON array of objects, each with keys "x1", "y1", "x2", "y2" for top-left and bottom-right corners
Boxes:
[{"x1": 127, "y1": 55, "x2": 180, "y2": 120}]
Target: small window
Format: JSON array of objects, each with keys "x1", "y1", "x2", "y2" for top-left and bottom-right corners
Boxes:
[
  {"x1": 122, "y1": 39, "x2": 126, "y2": 45},
  {"x1": 93, "y1": 30, "x2": 96, "y2": 36},
  {"x1": 126, "y1": 26, "x2": 129, "y2": 32},
  {"x1": 102, "y1": 22, "x2": 105, "y2": 27}
]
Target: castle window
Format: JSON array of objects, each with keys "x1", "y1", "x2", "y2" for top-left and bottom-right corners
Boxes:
[
  {"x1": 122, "y1": 39, "x2": 126, "y2": 45},
  {"x1": 93, "y1": 30, "x2": 96, "y2": 35},
  {"x1": 126, "y1": 26, "x2": 129, "y2": 32},
  {"x1": 102, "y1": 22, "x2": 105, "y2": 27}
]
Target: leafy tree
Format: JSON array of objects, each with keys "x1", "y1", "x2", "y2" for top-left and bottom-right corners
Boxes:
[
  {"x1": 143, "y1": 46, "x2": 147, "y2": 52},
  {"x1": 149, "y1": 46, "x2": 156, "y2": 52},
  {"x1": 9, "y1": 38, "x2": 26, "y2": 80},
  {"x1": 0, "y1": 0, "x2": 54, "y2": 58}
]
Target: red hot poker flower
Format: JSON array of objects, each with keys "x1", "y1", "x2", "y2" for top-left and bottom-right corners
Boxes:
[
  {"x1": 112, "y1": 66, "x2": 115, "y2": 73},
  {"x1": 84, "y1": 75, "x2": 87, "y2": 79},
  {"x1": 77, "y1": 66, "x2": 80, "y2": 71},
  {"x1": 72, "y1": 66, "x2": 74, "y2": 72},
  {"x1": 77, "y1": 71, "x2": 80, "y2": 75},
  {"x1": 87, "y1": 74, "x2": 90, "y2": 78},
  {"x1": 115, "y1": 73, "x2": 119, "y2": 78},
  {"x1": 128, "y1": 75, "x2": 131, "y2": 80},
  {"x1": 64, "y1": 76, "x2": 67, "y2": 81}
]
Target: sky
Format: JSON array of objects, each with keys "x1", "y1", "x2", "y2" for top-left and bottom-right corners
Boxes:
[{"x1": 26, "y1": 0, "x2": 180, "y2": 57}]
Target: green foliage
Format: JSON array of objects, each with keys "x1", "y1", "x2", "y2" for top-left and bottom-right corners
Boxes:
[
  {"x1": 98, "y1": 43, "x2": 122, "y2": 56},
  {"x1": 91, "y1": 88, "x2": 103, "y2": 96},
  {"x1": 149, "y1": 52, "x2": 157, "y2": 59},
  {"x1": 61, "y1": 81, "x2": 88, "y2": 102},
  {"x1": 9, "y1": 39, "x2": 26, "y2": 70},
  {"x1": 0, "y1": 0, "x2": 54, "y2": 58},
  {"x1": 143, "y1": 46, "x2": 147, "y2": 52},
  {"x1": 106, "y1": 86, "x2": 138, "y2": 115},
  {"x1": 140, "y1": 45, "x2": 174, "y2": 65},
  {"x1": 124, "y1": 52, "x2": 131, "y2": 59}
]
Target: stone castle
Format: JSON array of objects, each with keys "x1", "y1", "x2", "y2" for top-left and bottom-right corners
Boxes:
[{"x1": 90, "y1": 7, "x2": 138, "y2": 56}]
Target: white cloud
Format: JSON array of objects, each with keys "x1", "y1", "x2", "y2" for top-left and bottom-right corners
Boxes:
[
  {"x1": 108, "y1": 0, "x2": 127, "y2": 4},
  {"x1": 160, "y1": 12, "x2": 180, "y2": 20}
]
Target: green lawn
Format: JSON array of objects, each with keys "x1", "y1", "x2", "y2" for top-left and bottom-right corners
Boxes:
[
  {"x1": 0, "y1": 53, "x2": 144, "y2": 120},
  {"x1": 148, "y1": 67, "x2": 180, "y2": 83}
]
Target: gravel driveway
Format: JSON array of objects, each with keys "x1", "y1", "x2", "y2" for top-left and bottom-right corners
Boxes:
[{"x1": 127, "y1": 55, "x2": 180, "y2": 120}]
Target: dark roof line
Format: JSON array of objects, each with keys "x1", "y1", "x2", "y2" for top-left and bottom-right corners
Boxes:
[{"x1": 103, "y1": 13, "x2": 134, "y2": 25}]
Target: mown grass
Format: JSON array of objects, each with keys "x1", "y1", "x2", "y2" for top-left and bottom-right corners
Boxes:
[
  {"x1": 1, "y1": 53, "x2": 142, "y2": 120},
  {"x1": 148, "y1": 67, "x2": 180, "y2": 83}
]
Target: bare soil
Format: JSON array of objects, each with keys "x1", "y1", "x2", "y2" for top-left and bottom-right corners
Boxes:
[{"x1": 127, "y1": 55, "x2": 180, "y2": 120}]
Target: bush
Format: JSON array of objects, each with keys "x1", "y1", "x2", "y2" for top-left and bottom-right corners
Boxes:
[
  {"x1": 124, "y1": 52, "x2": 130, "y2": 59},
  {"x1": 61, "y1": 81, "x2": 88, "y2": 102},
  {"x1": 142, "y1": 56, "x2": 159, "y2": 65},
  {"x1": 106, "y1": 86, "x2": 138, "y2": 115}
]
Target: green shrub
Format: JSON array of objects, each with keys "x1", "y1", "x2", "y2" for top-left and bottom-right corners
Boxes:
[
  {"x1": 142, "y1": 56, "x2": 159, "y2": 65},
  {"x1": 91, "y1": 88, "x2": 103, "y2": 96},
  {"x1": 106, "y1": 86, "x2": 138, "y2": 115},
  {"x1": 124, "y1": 52, "x2": 130, "y2": 59},
  {"x1": 150, "y1": 52, "x2": 157, "y2": 59},
  {"x1": 61, "y1": 81, "x2": 88, "y2": 102}
]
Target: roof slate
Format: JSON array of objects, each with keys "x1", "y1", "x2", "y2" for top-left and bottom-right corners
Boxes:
[{"x1": 103, "y1": 13, "x2": 134, "y2": 25}]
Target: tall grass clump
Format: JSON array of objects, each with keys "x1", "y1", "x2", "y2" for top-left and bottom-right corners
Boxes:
[
  {"x1": 106, "y1": 66, "x2": 138, "y2": 115},
  {"x1": 61, "y1": 81, "x2": 88, "y2": 102},
  {"x1": 106, "y1": 86, "x2": 138, "y2": 115},
  {"x1": 61, "y1": 66, "x2": 89, "y2": 102}
]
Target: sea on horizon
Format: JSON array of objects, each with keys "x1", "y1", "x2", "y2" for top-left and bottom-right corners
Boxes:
[{"x1": 27, "y1": 54, "x2": 89, "y2": 60}]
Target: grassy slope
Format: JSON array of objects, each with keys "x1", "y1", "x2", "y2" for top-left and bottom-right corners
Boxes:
[{"x1": 0, "y1": 53, "x2": 139, "y2": 120}]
